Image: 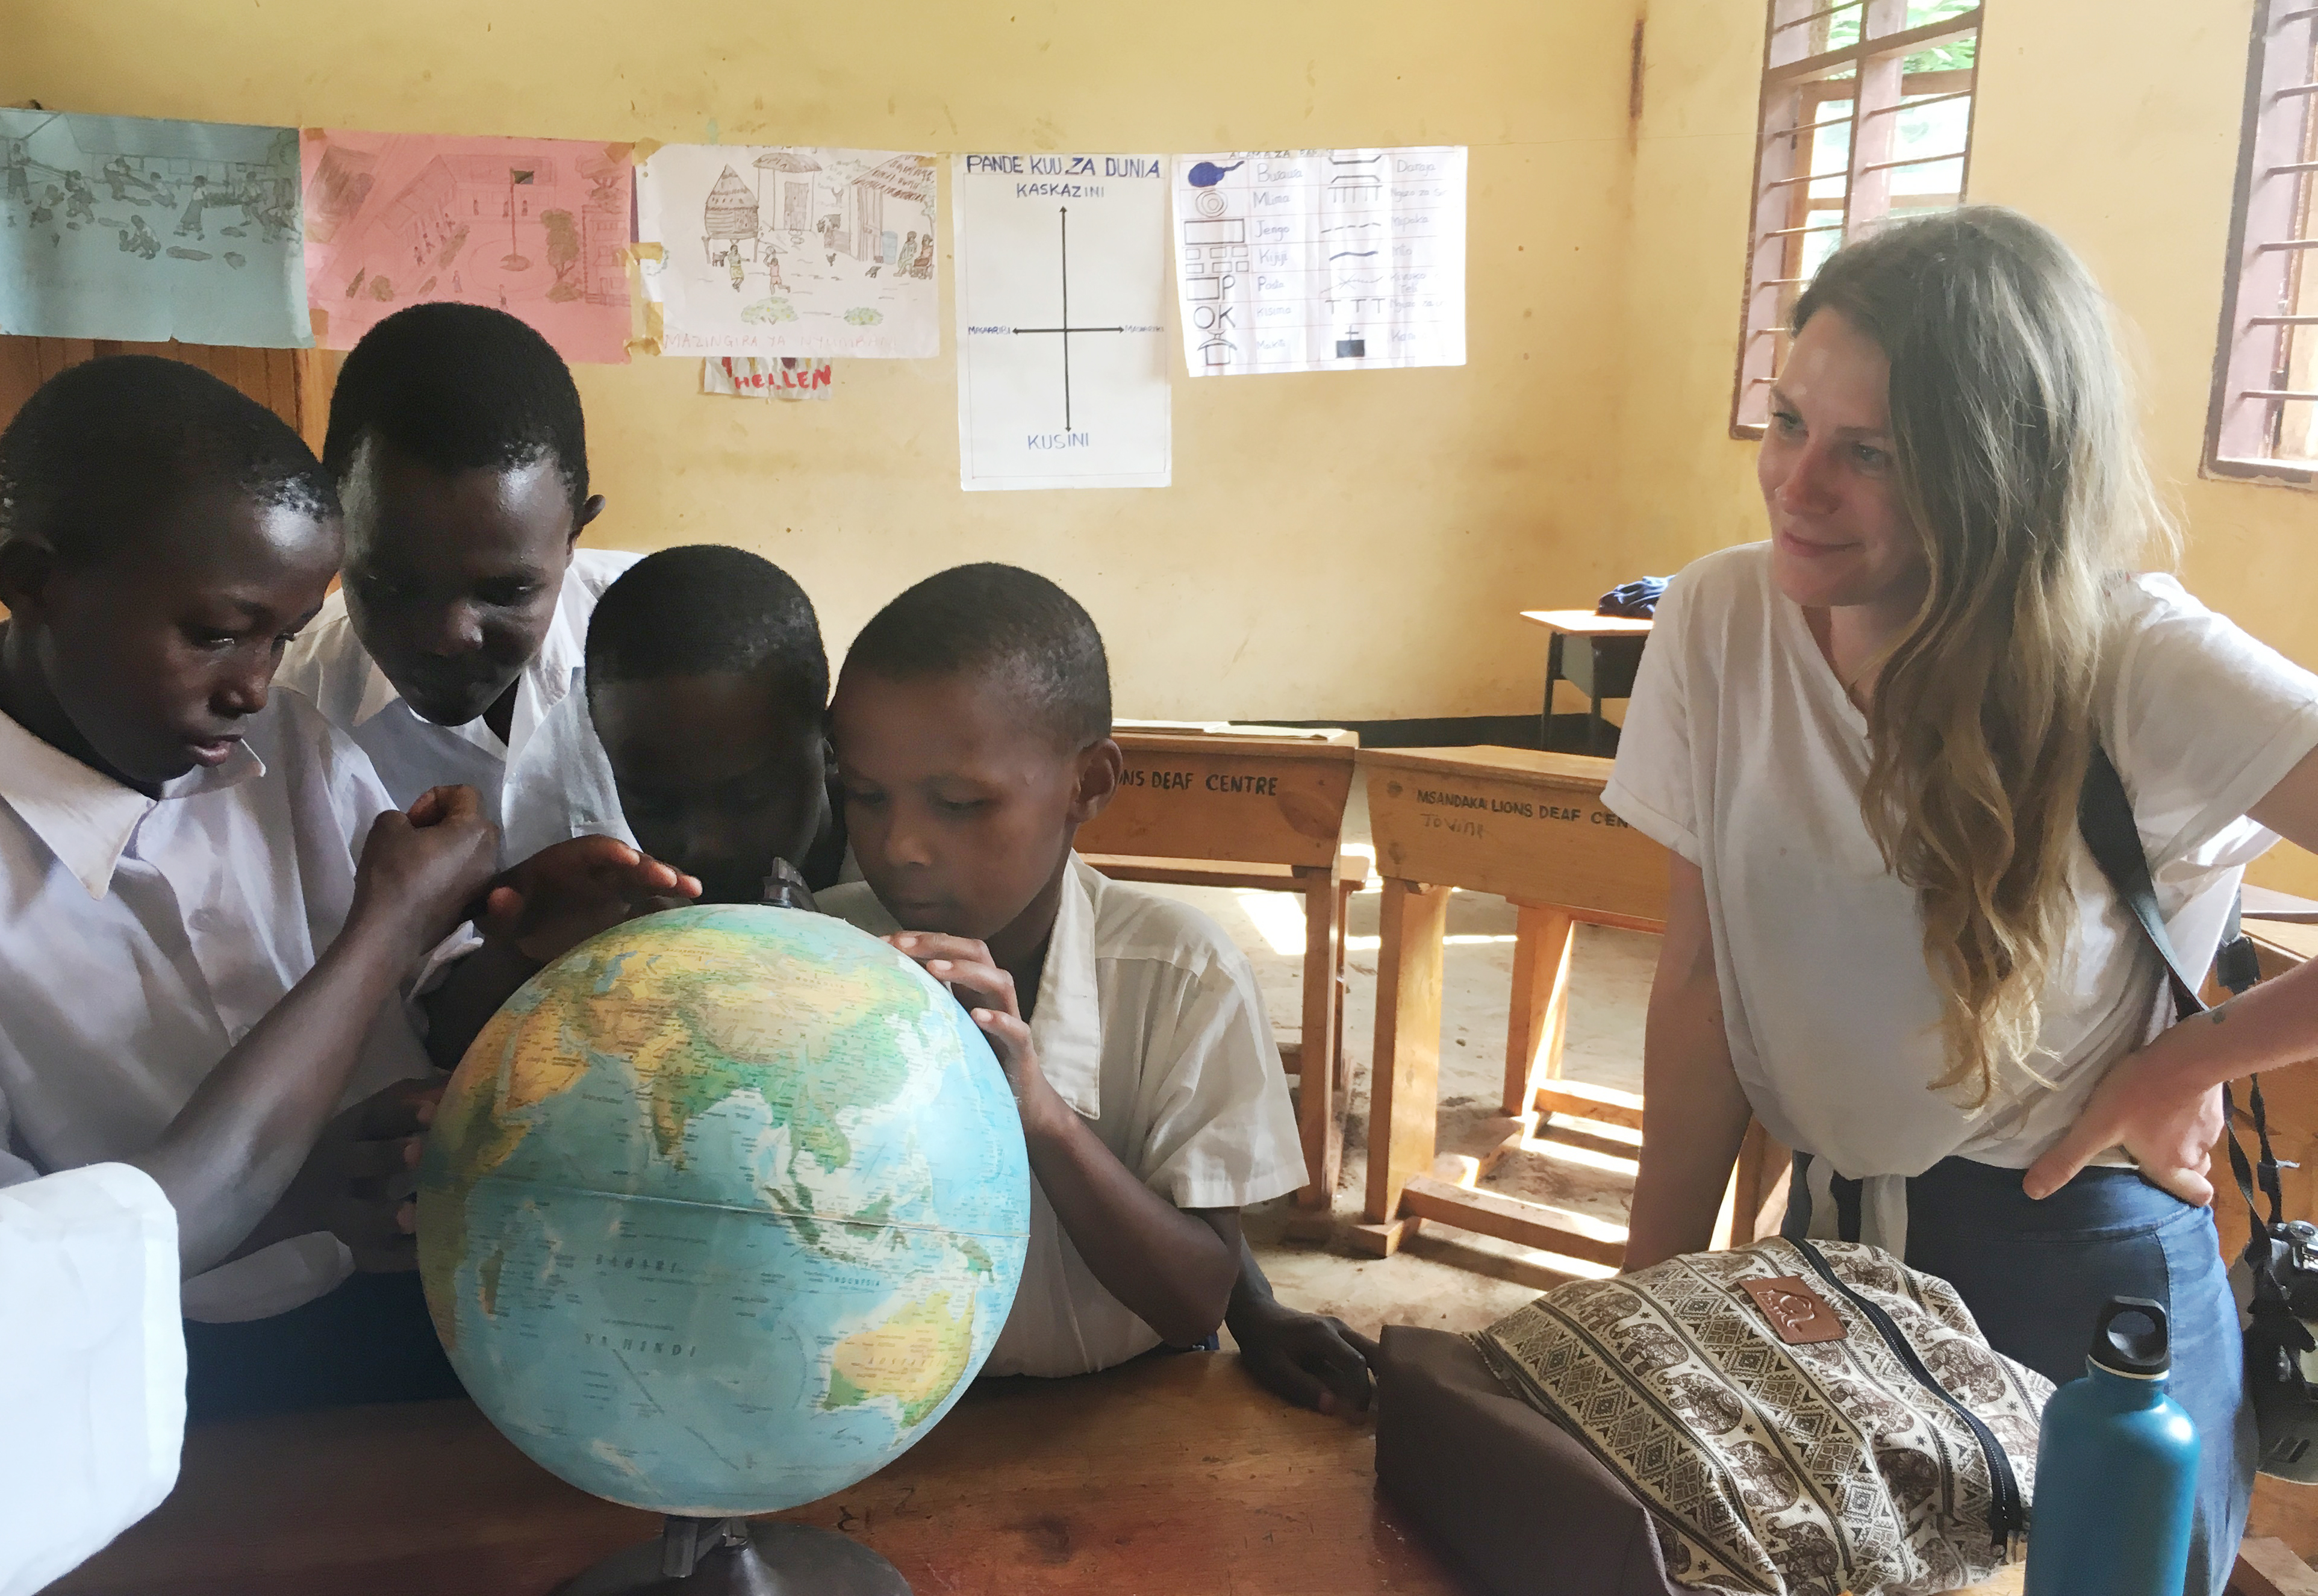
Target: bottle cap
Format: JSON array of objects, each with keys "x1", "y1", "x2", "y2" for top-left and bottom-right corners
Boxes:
[{"x1": 2089, "y1": 1295, "x2": 2170, "y2": 1379}]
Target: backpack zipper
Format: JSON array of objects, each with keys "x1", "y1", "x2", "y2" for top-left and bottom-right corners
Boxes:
[{"x1": 1789, "y1": 1238, "x2": 2029, "y2": 1553}]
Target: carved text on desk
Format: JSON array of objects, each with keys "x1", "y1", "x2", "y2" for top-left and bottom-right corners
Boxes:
[{"x1": 1120, "y1": 765, "x2": 1285, "y2": 797}]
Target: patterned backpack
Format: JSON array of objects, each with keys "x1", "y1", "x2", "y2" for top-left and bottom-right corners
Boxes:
[{"x1": 1472, "y1": 1238, "x2": 2049, "y2": 1596}]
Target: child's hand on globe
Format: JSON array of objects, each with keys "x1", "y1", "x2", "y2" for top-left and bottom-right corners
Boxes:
[
  {"x1": 481, "y1": 837, "x2": 703, "y2": 965},
  {"x1": 888, "y1": 933, "x2": 1064, "y2": 1133}
]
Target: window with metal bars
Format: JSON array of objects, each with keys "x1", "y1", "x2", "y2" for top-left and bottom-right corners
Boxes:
[
  {"x1": 2208, "y1": 2, "x2": 2318, "y2": 483},
  {"x1": 1731, "y1": 1, "x2": 1983, "y2": 437}
]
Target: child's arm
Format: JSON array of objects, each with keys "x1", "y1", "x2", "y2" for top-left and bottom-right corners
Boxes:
[
  {"x1": 896, "y1": 932, "x2": 1238, "y2": 1346},
  {"x1": 127, "y1": 785, "x2": 498, "y2": 1276},
  {"x1": 419, "y1": 836, "x2": 703, "y2": 1069},
  {"x1": 1219, "y1": 1230, "x2": 1379, "y2": 1415}
]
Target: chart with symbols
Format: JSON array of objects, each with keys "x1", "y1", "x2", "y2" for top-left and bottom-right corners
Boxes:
[{"x1": 1169, "y1": 146, "x2": 1465, "y2": 378}]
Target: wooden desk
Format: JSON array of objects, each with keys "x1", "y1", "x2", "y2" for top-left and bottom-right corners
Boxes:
[
  {"x1": 1351, "y1": 746, "x2": 1669, "y2": 1264},
  {"x1": 56, "y1": 1354, "x2": 1466, "y2": 1596},
  {"x1": 1077, "y1": 727, "x2": 1365, "y2": 1209},
  {"x1": 1519, "y1": 610, "x2": 1653, "y2": 757}
]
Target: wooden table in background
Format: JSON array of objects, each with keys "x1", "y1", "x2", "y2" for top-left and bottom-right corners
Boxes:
[
  {"x1": 1077, "y1": 726, "x2": 1365, "y2": 1210},
  {"x1": 1519, "y1": 610, "x2": 1653, "y2": 757},
  {"x1": 1351, "y1": 747, "x2": 1671, "y2": 1264},
  {"x1": 55, "y1": 1354, "x2": 1465, "y2": 1596}
]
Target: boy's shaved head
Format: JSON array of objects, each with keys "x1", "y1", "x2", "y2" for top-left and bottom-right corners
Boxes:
[
  {"x1": 844, "y1": 563, "x2": 1110, "y2": 748},
  {"x1": 0, "y1": 355, "x2": 338, "y2": 564},
  {"x1": 586, "y1": 544, "x2": 827, "y2": 711},
  {"x1": 322, "y1": 302, "x2": 588, "y2": 510},
  {"x1": 584, "y1": 547, "x2": 832, "y2": 906}
]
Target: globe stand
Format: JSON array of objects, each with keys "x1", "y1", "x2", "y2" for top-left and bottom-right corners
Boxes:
[{"x1": 553, "y1": 1515, "x2": 911, "y2": 1595}]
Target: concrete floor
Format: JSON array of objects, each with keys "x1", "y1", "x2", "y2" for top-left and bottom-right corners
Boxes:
[{"x1": 1129, "y1": 781, "x2": 1662, "y2": 1344}]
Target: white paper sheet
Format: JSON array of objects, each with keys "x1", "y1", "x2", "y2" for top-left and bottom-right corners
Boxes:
[
  {"x1": 1171, "y1": 147, "x2": 1465, "y2": 376},
  {"x1": 636, "y1": 145, "x2": 938, "y2": 358},
  {"x1": 954, "y1": 154, "x2": 1171, "y2": 490},
  {"x1": 702, "y1": 356, "x2": 833, "y2": 400}
]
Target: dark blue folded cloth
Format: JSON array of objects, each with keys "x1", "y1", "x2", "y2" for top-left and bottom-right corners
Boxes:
[{"x1": 1596, "y1": 577, "x2": 1668, "y2": 619}]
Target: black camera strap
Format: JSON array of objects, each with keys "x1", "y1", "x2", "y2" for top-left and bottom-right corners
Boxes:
[{"x1": 2077, "y1": 744, "x2": 2282, "y2": 1253}]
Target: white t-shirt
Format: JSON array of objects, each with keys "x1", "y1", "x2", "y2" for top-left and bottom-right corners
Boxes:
[
  {"x1": 276, "y1": 547, "x2": 640, "y2": 831},
  {"x1": 819, "y1": 855, "x2": 1306, "y2": 1377},
  {"x1": 1605, "y1": 542, "x2": 2318, "y2": 1182},
  {"x1": 0, "y1": 1164, "x2": 182, "y2": 1596},
  {"x1": 0, "y1": 696, "x2": 438, "y2": 1321}
]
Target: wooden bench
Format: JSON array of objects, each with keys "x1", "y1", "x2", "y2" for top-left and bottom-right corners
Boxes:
[{"x1": 1077, "y1": 724, "x2": 1365, "y2": 1209}]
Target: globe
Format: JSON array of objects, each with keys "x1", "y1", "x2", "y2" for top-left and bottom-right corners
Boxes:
[{"x1": 416, "y1": 903, "x2": 1031, "y2": 1519}]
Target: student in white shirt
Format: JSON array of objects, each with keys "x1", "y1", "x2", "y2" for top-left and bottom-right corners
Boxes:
[
  {"x1": 500, "y1": 546, "x2": 849, "y2": 898},
  {"x1": 0, "y1": 357, "x2": 692, "y2": 1423},
  {"x1": 824, "y1": 565, "x2": 1377, "y2": 1408},
  {"x1": 1609, "y1": 209, "x2": 2318, "y2": 1596},
  {"x1": 276, "y1": 304, "x2": 639, "y2": 829}
]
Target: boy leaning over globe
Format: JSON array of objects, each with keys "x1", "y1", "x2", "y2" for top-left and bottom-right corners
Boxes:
[
  {"x1": 820, "y1": 564, "x2": 1379, "y2": 1415},
  {"x1": 499, "y1": 544, "x2": 850, "y2": 902},
  {"x1": 0, "y1": 358, "x2": 693, "y2": 1427}
]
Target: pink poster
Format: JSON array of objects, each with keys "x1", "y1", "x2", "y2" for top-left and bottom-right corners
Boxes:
[{"x1": 301, "y1": 129, "x2": 635, "y2": 364}]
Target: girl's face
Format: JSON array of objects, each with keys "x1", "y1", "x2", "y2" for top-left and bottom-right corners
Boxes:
[{"x1": 1757, "y1": 308, "x2": 1928, "y2": 617}]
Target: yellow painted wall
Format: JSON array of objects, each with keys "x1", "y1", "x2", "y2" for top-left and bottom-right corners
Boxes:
[
  {"x1": 1624, "y1": 0, "x2": 2318, "y2": 894},
  {"x1": 4, "y1": 0, "x2": 1643, "y2": 723}
]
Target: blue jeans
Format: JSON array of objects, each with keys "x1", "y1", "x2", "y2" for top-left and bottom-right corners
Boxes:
[{"x1": 1784, "y1": 1156, "x2": 2253, "y2": 1596}]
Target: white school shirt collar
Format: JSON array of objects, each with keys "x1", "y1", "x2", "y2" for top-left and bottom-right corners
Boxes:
[{"x1": 0, "y1": 710, "x2": 265, "y2": 901}]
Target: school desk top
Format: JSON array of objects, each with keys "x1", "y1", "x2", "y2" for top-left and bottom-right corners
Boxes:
[
  {"x1": 1518, "y1": 609, "x2": 1656, "y2": 638},
  {"x1": 54, "y1": 1351, "x2": 1467, "y2": 1596}
]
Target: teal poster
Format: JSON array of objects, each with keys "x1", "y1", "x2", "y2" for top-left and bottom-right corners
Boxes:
[{"x1": 1, "y1": 109, "x2": 310, "y2": 348}]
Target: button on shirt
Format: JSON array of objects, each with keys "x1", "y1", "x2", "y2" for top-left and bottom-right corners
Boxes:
[
  {"x1": 0, "y1": 696, "x2": 436, "y2": 1322},
  {"x1": 275, "y1": 547, "x2": 640, "y2": 829},
  {"x1": 1604, "y1": 543, "x2": 2318, "y2": 1196},
  {"x1": 0, "y1": 1164, "x2": 182, "y2": 1596},
  {"x1": 820, "y1": 855, "x2": 1306, "y2": 1377}
]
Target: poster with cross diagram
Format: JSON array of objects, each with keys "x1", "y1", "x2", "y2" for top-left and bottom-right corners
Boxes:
[
  {"x1": 953, "y1": 152, "x2": 1171, "y2": 490},
  {"x1": 1171, "y1": 146, "x2": 1466, "y2": 376}
]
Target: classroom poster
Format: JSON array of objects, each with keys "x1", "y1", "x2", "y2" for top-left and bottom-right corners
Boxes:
[
  {"x1": 952, "y1": 153, "x2": 1171, "y2": 491},
  {"x1": 701, "y1": 355, "x2": 833, "y2": 400},
  {"x1": 0, "y1": 109, "x2": 308, "y2": 346},
  {"x1": 634, "y1": 145, "x2": 938, "y2": 359},
  {"x1": 301, "y1": 129, "x2": 635, "y2": 364},
  {"x1": 1170, "y1": 146, "x2": 1466, "y2": 376}
]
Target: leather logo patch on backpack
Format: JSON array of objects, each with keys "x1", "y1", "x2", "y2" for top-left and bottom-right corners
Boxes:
[{"x1": 1741, "y1": 1276, "x2": 1848, "y2": 1344}]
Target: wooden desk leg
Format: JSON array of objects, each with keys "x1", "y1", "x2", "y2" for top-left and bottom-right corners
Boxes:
[
  {"x1": 1294, "y1": 865, "x2": 1344, "y2": 1211},
  {"x1": 1333, "y1": 876, "x2": 1357, "y2": 1100},
  {"x1": 1541, "y1": 632, "x2": 1564, "y2": 752},
  {"x1": 1504, "y1": 906, "x2": 1576, "y2": 1118},
  {"x1": 1351, "y1": 879, "x2": 1450, "y2": 1258},
  {"x1": 1723, "y1": 1120, "x2": 1791, "y2": 1248}
]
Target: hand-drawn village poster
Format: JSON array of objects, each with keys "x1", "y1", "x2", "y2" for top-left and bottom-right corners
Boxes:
[
  {"x1": 953, "y1": 153, "x2": 1170, "y2": 490},
  {"x1": 0, "y1": 109, "x2": 308, "y2": 347},
  {"x1": 301, "y1": 129, "x2": 635, "y2": 364},
  {"x1": 633, "y1": 145, "x2": 938, "y2": 360},
  {"x1": 1170, "y1": 147, "x2": 1465, "y2": 377}
]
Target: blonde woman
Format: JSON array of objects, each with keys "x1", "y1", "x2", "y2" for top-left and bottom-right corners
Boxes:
[{"x1": 1612, "y1": 207, "x2": 2318, "y2": 1594}]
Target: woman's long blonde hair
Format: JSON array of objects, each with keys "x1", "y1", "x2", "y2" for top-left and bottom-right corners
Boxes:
[{"x1": 1790, "y1": 207, "x2": 2172, "y2": 1105}]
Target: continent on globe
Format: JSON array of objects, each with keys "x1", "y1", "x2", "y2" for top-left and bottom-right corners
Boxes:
[
  {"x1": 417, "y1": 905, "x2": 1032, "y2": 1518},
  {"x1": 824, "y1": 1291, "x2": 977, "y2": 1427}
]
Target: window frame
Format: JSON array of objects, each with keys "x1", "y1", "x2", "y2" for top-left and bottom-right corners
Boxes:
[
  {"x1": 2205, "y1": 1, "x2": 2318, "y2": 487},
  {"x1": 1730, "y1": 1, "x2": 1984, "y2": 439}
]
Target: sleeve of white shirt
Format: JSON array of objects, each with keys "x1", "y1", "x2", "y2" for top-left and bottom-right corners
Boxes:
[
  {"x1": 1130, "y1": 945, "x2": 1307, "y2": 1211},
  {"x1": 0, "y1": 1165, "x2": 184, "y2": 1596},
  {"x1": 501, "y1": 691, "x2": 637, "y2": 866},
  {"x1": 2102, "y1": 575, "x2": 2318, "y2": 871},
  {"x1": 1603, "y1": 561, "x2": 1703, "y2": 864}
]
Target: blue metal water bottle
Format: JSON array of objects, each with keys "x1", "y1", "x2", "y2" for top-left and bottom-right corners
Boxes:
[{"x1": 2023, "y1": 1296, "x2": 2200, "y2": 1596}]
